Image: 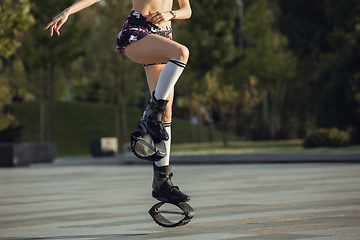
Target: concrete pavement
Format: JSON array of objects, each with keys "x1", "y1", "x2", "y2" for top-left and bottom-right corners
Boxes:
[{"x1": 0, "y1": 158, "x2": 360, "y2": 239}]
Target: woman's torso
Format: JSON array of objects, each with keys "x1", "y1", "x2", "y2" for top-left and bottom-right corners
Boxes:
[{"x1": 132, "y1": 0, "x2": 173, "y2": 27}]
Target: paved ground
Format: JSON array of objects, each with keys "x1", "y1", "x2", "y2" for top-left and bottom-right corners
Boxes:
[{"x1": 1, "y1": 158, "x2": 360, "y2": 239}]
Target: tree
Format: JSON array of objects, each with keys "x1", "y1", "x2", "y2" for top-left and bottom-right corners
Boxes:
[
  {"x1": 234, "y1": 0, "x2": 296, "y2": 139},
  {"x1": 76, "y1": 0, "x2": 143, "y2": 147},
  {"x1": 201, "y1": 69, "x2": 240, "y2": 146},
  {"x1": 22, "y1": 0, "x2": 90, "y2": 142},
  {"x1": 175, "y1": 0, "x2": 296, "y2": 141},
  {"x1": 0, "y1": 0, "x2": 33, "y2": 138},
  {"x1": 0, "y1": 0, "x2": 34, "y2": 68},
  {"x1": 315, "y1": 0, "x2": 360, "y2": 141},
  {"x1": 278, "y1": 0, "x2": 360, "y2": 141},
  {"x1": 278, "y1": 0, "x2": 333, "y2": 136},
  {"x1": 200, "y1": 68, "x2": 266, "y2": 145},
  {"x1": 175, "y1": 0, "x2": 238, "y2": 142},
  {"x1": 0, "y1": 77, "x2": 17, "y2": 131}
]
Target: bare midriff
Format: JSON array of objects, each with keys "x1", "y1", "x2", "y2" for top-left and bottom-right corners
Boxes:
[{"x1": 132, "y1": 0, "x2": 173, "y2": 27}]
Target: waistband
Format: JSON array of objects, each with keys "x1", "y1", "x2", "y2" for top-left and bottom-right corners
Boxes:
[
  {"x1": 129, "y1": 11, "x2": 172, "y2": 32},
  {"x1": 152, "y1": 25, "x2": 172, "y2": 32}
]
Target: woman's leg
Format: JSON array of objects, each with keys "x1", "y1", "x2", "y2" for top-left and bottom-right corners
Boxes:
[
  {"x1": 125, "y1": 34, "x2": 189, "y2": 65},
  {"x1": 125, "y1": 35, "x2": 188, "y2": 100},
  {"x1": 144, "y1": 64, "x2": 190, "y2": 203},
  {"x1": 126, "y1": 35, "x2": 189, "y2": 141},
  {"x1": 145, "y1": 64, "x2": 173, "y2": 167}
]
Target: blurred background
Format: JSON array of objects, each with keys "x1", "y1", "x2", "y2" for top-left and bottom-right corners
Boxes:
[{"x1": 1, "y1": 0, "x2": 359, "y2": 157}]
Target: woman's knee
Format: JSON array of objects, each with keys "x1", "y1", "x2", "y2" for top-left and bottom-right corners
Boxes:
[{"x1": 172, "y1": 44, "x2": 189, "y2": 63}]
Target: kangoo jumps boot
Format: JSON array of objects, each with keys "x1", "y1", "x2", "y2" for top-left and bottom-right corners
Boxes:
[
  {"x1": 152, "y1": 164, "x2": 191, "y2": 203},
  {"x1": 140, "y1": 92, "x2": 169, "y2": 142}
]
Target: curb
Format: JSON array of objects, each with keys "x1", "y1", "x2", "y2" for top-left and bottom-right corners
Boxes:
[{"x1": 122, "y1": 152, "x2": 360, "y2": 165}]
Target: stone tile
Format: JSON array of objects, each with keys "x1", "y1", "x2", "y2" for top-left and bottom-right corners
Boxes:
[{"x1": 0, "y1": 162, "x2": 359, "y2": 239}]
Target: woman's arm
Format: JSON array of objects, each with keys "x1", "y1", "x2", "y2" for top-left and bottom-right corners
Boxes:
[
  {"x1": 43, "y1": 0, "x2": 101, "y2": 37},
  {"x1": 148, "y1": 0, "x2": 191, "y2": 25},
  {"x1": 172, "y1": 0, "x2": 192, "y2": 20}
]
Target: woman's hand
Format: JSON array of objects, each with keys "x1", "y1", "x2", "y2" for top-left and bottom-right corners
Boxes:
[
  {"x1": 147, "y1": 11, "x2": 173, "y2": 25},
  {"x1": 43, "y1": 9, "x2": 70, "y2": 37}
]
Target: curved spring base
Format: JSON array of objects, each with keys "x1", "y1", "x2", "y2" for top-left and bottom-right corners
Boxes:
[
  {"x1": 130, "y1": 130, "x2": 166, "y2": 162},
  {"x1": 149, "y1": 201, "x2": 195, "y2": 228}
]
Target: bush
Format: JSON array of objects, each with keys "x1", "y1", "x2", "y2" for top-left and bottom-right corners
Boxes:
[
  {"x1": 303, "y1": 128, "x2": 350, "y2": 148},
  {"x1": 0, "y1": 106, "x2": 23, "y2": 143},
  {"x1": 0, "y1": 124, "x2": 23, "y2": 143}
]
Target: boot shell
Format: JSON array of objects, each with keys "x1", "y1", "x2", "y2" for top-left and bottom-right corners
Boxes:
[
  {"x1": 152, "y1": 164, "x2": 190, "y2": 203},
  {"x1": 140, "y1": 92, "x2": 169, "y2": 142}
]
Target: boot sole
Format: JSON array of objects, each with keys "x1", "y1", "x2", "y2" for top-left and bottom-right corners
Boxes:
[{"x1": 152, "y1": 191, "x2": 190, "y2": 203}]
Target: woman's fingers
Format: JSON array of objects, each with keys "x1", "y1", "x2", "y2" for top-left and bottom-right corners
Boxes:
[
  {"x1": 54, "y1": 21, "x2": 62, "y2": 36},
  {"x1": 148, "y1": 11, "x2": 165, "y2": 24},
  {"x1": 56, "y1": 20, "x2": 65, "y2": 31},
  {"x1": 43, "y1": 19, "x2": 55, "y2": 30},
  {"x1": 50, "y1": 25, "x2": 54, "y2": 37},
  {"x1": 43, "y1": 10, "x2": 68, "y2": 37},
  {"x1": 43, "y1": 19, "x2": 58, "y2": 37}
]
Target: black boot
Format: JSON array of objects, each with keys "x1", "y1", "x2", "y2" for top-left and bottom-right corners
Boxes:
[
  {"x1": 140, "y1": 92, "x2": 169, "y2": 142},
  {"x1": 152, "y1": 164, "x2": 190, "y2": 203}
]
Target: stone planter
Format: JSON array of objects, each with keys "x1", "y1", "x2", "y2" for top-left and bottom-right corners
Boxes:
[
  {"x1": 0, "y1": 143, "x2": 56, "y2": 167},
  {"x1": 90, "y1": 137, "x2": 118, "y2": 157}
]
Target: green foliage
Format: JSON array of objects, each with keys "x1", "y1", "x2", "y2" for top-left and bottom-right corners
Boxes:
[
  {"x1": 0, "y1": 105, "x2": 22, "y2": 142},
  {"x1": 72, "y1": 0, "x2": 144, "y2": 104},
  {"x1": 201, "y1": 69, "x2": 240, "y2": 142},
  {"x1": 303, "y1": 128, "x2": 350, "y2": 148},
  {"x1": 177, "y1": 0, "x2": 297, "y2": 141},
  {"x1": 0, "y1": 73, "x2": 21, "y2": 139},
  {"x1": 236, "y1": 0, "x2": 296, "y2": 86},
  {"x1": 0, "y1": 0, "x2": 34, "y2": 59},
  {"x1": 175, "y1": 0, "x2": 238, "y2": 98},
  {"x1": 22, "y1": 0, "x2": 91, "y2": 99},
  {"x1": 20, "y1": 0, "x2": 93, "y2": 142},
  {"x1": 314, "y1": 0, "x2": 360, "y2": 132},
  {"x1": 231, "y1": 0, "x2": 296, "y2": 138},
  {"x1": 278, "y1": 0, "x2": 332, "y2": 59},
  {"x1": 277, "y1": 0, "x2": 332, "y2": 139},
  {"x1": 8, "y1": 102, "x2": 233, "y2": 155},
  {"x1": 278, "y1": 0, "x2": 360, "y2": 142},
  {"x1": 178, "y1": 0, "x2": 238, "y2": 74},
  {"x1": 0, "y1": 67, "x2": 23, "y2": 140},
  {"x1": 0, "y1": 0, "x2": 33, "y2": 137},
  {"x1": 2, "y1": 0, "x2": 359, "y2": 145}
]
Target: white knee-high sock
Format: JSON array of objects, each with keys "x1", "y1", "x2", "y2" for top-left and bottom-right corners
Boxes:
[
  {"x1": 154, "y1": 59, "x2": 186, "y2": 100},
  {"x1": 155, "y1": 122, "x2": 171, "y2": 167}
]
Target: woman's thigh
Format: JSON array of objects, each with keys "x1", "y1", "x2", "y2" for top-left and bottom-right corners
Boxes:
[{"x1": 125, "y1": 34, "x2": 189, "y2": 65}]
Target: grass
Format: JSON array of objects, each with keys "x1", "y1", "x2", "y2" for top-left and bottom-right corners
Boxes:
[
  {"x1": 8, "y1": 101, "x2": 360, "y2": 157},
  {"x1": 171, "y1": 139, "x2": 360, "y2": 155},
  {"x1": 8, "y1": 101, "x2": 237, "y2": 156},
  {"x1": 9, "y1": 101, "x2": 122, "y2": 156}
]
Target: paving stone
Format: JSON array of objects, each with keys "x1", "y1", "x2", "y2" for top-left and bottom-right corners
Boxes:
[{"x1": 0, "y1": 159, "x2": 359, "y2": 239}]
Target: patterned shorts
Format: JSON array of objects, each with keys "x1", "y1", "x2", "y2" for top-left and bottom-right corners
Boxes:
[{"x1": 116, "y1": 10, "x2": 173, "y2": 63}]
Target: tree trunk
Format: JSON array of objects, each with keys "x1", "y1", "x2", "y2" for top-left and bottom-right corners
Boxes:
[
  {"x1": 198, "y1": 105, "x2": 203, "y2": 142},
  {"x1": 267, "y1": 81, "x2": 287, "y2": 138},
  {"x1": 114, "y1": 103, "x2": 120, "y2": 149},
  {"x1": 222, "y1": 116, "x2": 228, "y2": 146},
  {"x1": 40, "y1": 102, "x2": 45, "y2": 142},
  {"x1": 121, "y1": 99, "x2": 128, "y2": 144},
  {"x1": 263, "y1": 95, "x2": 269, "y2": 126},
  {"x1": 208, "y1": 122, "x2": 214, "y2": 142},
  {"x1": 222, "y1": 128, "x2": 228, "y2": 146},
  {"x1": 40, "y1": 69, "x2": 49, "y2": 142},
  {"x1": 50, "y1": 65, "x2": 56, "y2": 143},
  {"x1": 188, "y1": 97, "x2": 194, "y2": 142}
]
